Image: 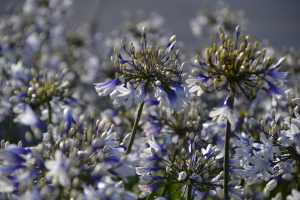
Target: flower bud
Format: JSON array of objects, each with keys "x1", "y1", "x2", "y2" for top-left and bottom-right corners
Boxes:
[
  {"x1": 114, "y1": 47, "x2": 119, "y2": 55},
  {"x1": 263, "y1": 187, "x2": 270, "y2": 198},
  {"x1": 119, "y1": 75, "x2": 125, "y2": 83},
  {"x1": 271, "y1": 109, "x2": 275, "y2": 118},
  {"x1": 240, "y1": 43, "x2": 245, "y2": 51},
  {"x1": 218, "y1": 25, "x2": 224, "y2": 34},
  {"x1": 216, "y1": 187, "x2": 224, "y2": 198},
  {"x1": 213, "y1": 43, "x2": 217, "y2": 51},
  {"x1": 181, "y1": 148, "x2": 186, "y2": 155},
  {"x1": 262, "y1": 48, "x2": 266, "y2": 56},
  {"x1": 166, "y1": 166, "x2": 170, "y2": 174},
  {"x1": 194, "y1": 135, "x2": 200, "y2": 143},
  {"x1": 181, "y1": 62, "x2": 186, "y2": 71},
  {"x1": 142, "y1": 26, "x2": 147, "y2": 38},
  {"x1": 260, "y1": 120, "x2": 265, "y2": 127},
  {"x1": 220, "y1": 33, "x2": 225, "y2": 42},
  {"x1": 220, "y1": 75, "x2": 227, "y2": 83},
  {"x1": 169, "y1": 35, "x2": 176, "y2": 43},
  {"x1": 205, "y1": 49, "x2": 210, "y2": 58},
  {"x1": 198, "y1": 83, "x2": 206, "y2": 91},
  {"x1": 121, "y1": 39, "x2": 125, "y2": 47},
  {"x1": 5, "y1": 141, "x2": 10, "y2": 148},
  {"x1": 25, "y1": 132, "x2": 32, "y2": 143},
  {"x1": 187, "y1": 132, "x2": 194, "y2": 140},
  {"x1": 203, "y1": 173, "x2": 209, "y2": 180},
  {"x1": 155, "y1": 80, "x2": 161, "y2": 85},
  {"x1": 236, "y1": 26, "x2": 241, "y2": 34},
  {"x1": 114, "y1": 60, "x2": 118, "y2": 67},
  {"x1": 130, "y1": 45, "x2": 135, "y2": 53},
  {"x1": 214, "y1": 79, "x2": 218, "y2": 87}
]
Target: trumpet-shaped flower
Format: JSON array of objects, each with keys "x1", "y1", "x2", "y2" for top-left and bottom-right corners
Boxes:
[
  {"x1": 252, "y1": 133, "x2": 281, "y2": 160},
  {"x1": 14, "y1": 104, "x2": 47, "y2": 131},
  {"x1": 94, "y1": 76, "x2": 121, "y2": 96},
  {"x1": 209, "y1": 97, "x2": 238, "y2": 126},
  {"x1": 112, "y1": 83, "x2": 141, "y2": 108}
]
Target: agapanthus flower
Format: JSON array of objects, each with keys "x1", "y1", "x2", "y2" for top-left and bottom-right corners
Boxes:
[
  {"x1": 14, "y1": 103, "x2": 47, "y2": 131},
  {"x1": 209, "y1": 97, "x2": 238, "y2": 126},
  {"x1": 187, "y1": 25, "x2": 288, "y2": 102},
  {"x1": 94, "y1": 26, "x2": 191, "y2": 112},
  {"x1": 0, "y1": 109, "x2": 138, "y2": 199},
  {"x1": 287, "y1": 189, "x2": 300, "y2": 200},
  {"x1": 232, "y1": 111, "x2": 300, "y2": 191},
  {"x1": 112, "y1": 82, "x2": 141, "y2": 108},
  {"x1": 136, "y1": 133, "x2": 243, "y2": 199}
]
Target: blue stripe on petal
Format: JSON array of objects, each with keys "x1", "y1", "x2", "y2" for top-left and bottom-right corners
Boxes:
[{"x1": 267, "y1": 71, "x2": 288, "y2": 80}]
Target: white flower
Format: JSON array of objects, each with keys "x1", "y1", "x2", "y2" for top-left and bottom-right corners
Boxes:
[
  {"x1": 252, "y1": 132, "x2": 281, "y2": 160},
  {"x1": 155, "y1": 85, "x2": 170, "y2": 109},
  {"x1": 265, "y1": 179, "x2": 277, "y2": 191},
  {"x1": 279, "y1": 123, "x2": 300, "y2": 153},
  {"x1": 247, "y1": 156, "x2": 274, "y2": 180},
  {"x1": 209, "y1": 97, "x2": 238, "y2": 126},
  {"x1": 94, "y1": 76, "x2": 120, "y2": 96},
  {"x1": 186, "y1": 76, "x2": 207, "y2": 96},
  {"x1": 189, "y1": 173, "x2": 202, "y2": 183},
  {"x1": 112, "y1": 83, "x2": 141, "y2": 108},
  {"x1": 271, "y1": 193, "x2": 282, "y2": 200},
  {"x1": 275, "y1": 162, "x2": 295, "y2": 181},
  {"x1": 178, "y1": 171, "x2": 187, "y2": 181},
  {"x1": 14, "y1": 104, "x2": 46, "y2": 131},
  {"x1": 287, "y1": 189, "x2": 300, "y2": 200},
  {"x1": 45, "y1": 150, "x2": 78, "y2": 187}
]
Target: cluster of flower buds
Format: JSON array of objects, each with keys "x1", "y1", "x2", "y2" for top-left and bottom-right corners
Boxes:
[
  {"x1": 135, "y1": 133, "x2": 243, "y2": 199},
  {"x1": 95, "y1": 26, "x2": 191, "y2": 112},
  {"x1": 10, "y1": 66, "x2": 75, "y2": 106},
  {"x1": 187, "y1": 25, "x2": 288, "y2": 101},
  {"x1": 0, "y1": 109, "x2": 138, "y2": 199}
]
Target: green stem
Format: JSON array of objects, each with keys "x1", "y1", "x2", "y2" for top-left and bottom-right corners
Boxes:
[
  {"x1": 47, "y1": 101, "x2": 52, "y2": 125},
  {"x1": 126, "y1": 80, "x2": 150, "y2": 154},
  {"x1": 146, "y1": 192, "x2": 155, "y2": 200},
  {"x1": 224, "y1": 92, "x2": 234, "y2": 200},
  {"x1": 187, "y1": 186, "x2": 192, "y2": 200}
]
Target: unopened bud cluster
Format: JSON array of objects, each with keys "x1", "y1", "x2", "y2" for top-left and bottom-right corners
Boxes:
[{"x1": 9, "y1": 66, "x2": 75, "y2": 107}]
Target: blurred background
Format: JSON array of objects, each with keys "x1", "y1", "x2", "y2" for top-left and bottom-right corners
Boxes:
[{"x1": 1, "y1": 0, "x2": 300, "y2": 50}]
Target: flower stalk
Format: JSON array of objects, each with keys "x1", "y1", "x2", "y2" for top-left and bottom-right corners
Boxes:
[
  {"x1": 224, "y1": 90, "x2": 234, "y2": 200},
  {"x1": 187, "y1": 185, "x2": 192, "y2": 200},
  {"x1": 126, "y1": 80, "x2": 150, "y2": 154}
]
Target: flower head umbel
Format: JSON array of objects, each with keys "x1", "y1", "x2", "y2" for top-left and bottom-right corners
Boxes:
[
  {"x1": 232, "y1": 109, "x2": 300, "y2": 192},
  {"x1": 136, "y1": 133, "x2": 243, "y2": 199},
  {"x1": 187, "y1": 25, "x2": 288, "y2": 101},
  {"x1": 0, "y1": 110, "x2": 138, "y2": 200},
  {"x1": 95, "y1": 26, "x2": 191, "y2": 112}
]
